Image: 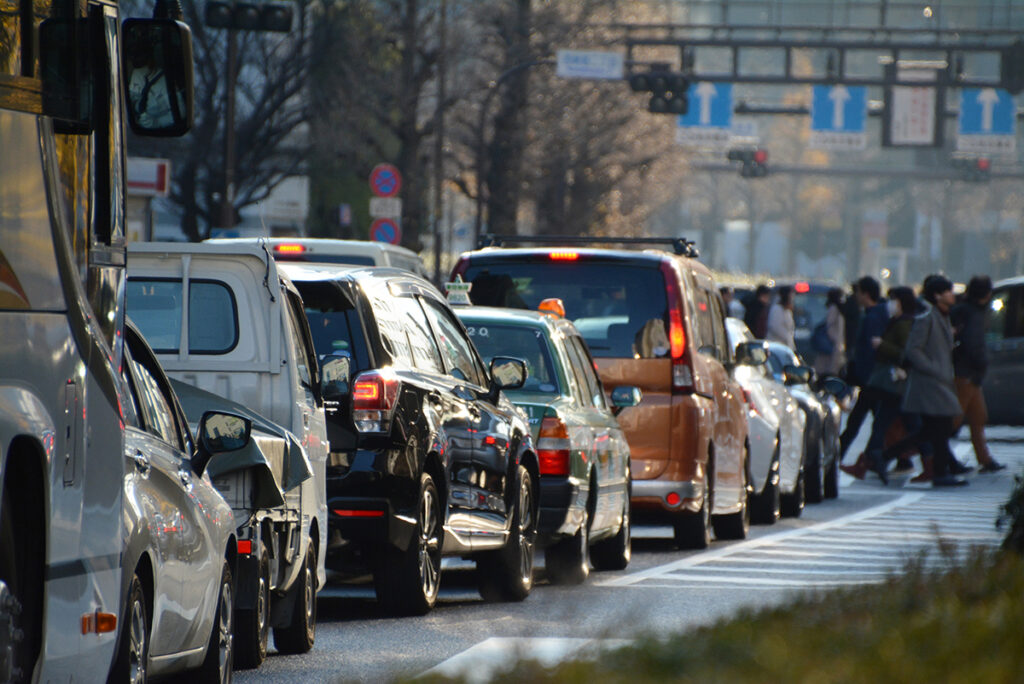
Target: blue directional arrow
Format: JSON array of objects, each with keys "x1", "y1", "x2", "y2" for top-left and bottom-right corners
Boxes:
[
  {"x1": 959, "y1": 88, "x2": 1016, "y2": 135},
  {"x1": 811, "y1": 85, "x2": 867, "y2": 132},
  {"x1": 679, "y1": 82, "x2": 732, "y2": 128}
]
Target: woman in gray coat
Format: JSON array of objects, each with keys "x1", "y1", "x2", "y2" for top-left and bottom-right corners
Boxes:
[{"x1": 902, "y1": 275, "x2": 968, "y2": 487}]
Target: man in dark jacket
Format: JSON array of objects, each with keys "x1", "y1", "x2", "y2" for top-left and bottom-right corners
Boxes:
[
  {"x1": 951, "y1": 275, "x2": 1005, "y2": 473},
  {"x1": 839, "y1": 276, "x2": 889, "y2": 459},
  {"x1": 744, "y1": 284, "x2": 772, "y2": 339}
]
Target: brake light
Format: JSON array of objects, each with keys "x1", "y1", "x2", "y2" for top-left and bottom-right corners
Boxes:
[
  {"x1": 450, "y1": 255, "x2": 470, "y2": 281},
  {"x1": 237, "y1": 539, "x2": 253, "y2": 555},
  {"x1": 274, "y1": 243, "x2": 306, "y2": 255},
  {"x1": 549, "y1": 250, "x2": 579, "y2": 261},
  {"x1": 794, "y1": 281, "x2": 810, "y2": 293},
  {"x1": 660, "y1": 261, "x2": 695, "y2": 393},
  {"x1": 352, "y1": 369, "x2": 399, "y2": 432},
  {"x1": 742, "y1": 388, "x2": 758, "y2": 415},
  {"x1": 537, "y1": 416, "x2": 571, "y2": 476},
  {"x1": 332, "y1": 509, "x2": 385, "y2": 518}
]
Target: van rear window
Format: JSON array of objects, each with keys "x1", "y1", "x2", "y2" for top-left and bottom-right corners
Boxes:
[
  {"x1": 127, "y1": 279, "x2": 238, "y2": 354},
  {"x1": 275, "y1": 253, "x2": 376, "y2": 266},
  {"x1": 461, "y1": 261, "x2": 669, "y2": 359}
]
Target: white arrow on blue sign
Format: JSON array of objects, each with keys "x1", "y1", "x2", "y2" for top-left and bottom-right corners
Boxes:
[
  {"x1": 811, "y1": 85, "x2": 867, "y2": 132},
  {"x1": 679, "y1": 82, "x2": 733, "y2": 128},
  {"x1": 959, "y1": 88, "x2": 1016, "y2": 135}
]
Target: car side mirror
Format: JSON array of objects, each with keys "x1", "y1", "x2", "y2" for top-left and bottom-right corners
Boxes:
[
  {"x1": 820, "y1": 376, "x2": 848, "y2": 397},
  {"x1": 320, "y1": 352, "x2": 351, "y2": 400},
  {"x1": 783, "y1": 364, "x2": 813, "y2": 386},
  {"x1": 490, "y1": 356, "x2": 527, "y2": 390},
  {"x1": 122, "y1": 18, "x2": 195, "y2": 136},
  {"x1": 193, "y1": 410, "x2": 251, "y2": 476},
  {"x1": 735, "y1": 341, "x2": 769, "y2": 366},
  {"x1": 610, "y1": 386, "x2": 642, "y2": 416}
]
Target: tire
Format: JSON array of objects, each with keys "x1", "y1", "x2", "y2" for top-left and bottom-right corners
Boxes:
[
  {"x1": 824, "y1": 436, "x2": 841, "y2": 500},
  {"x1": 234, "y1": 542, "x2": 270, "y2": 669},
  {"x1": 545, "y1": 507, "x2": 590, "y2": 585},
  {"x1": 751, "y1": 444, "x2": 781, "y2": 525},
  {"x1": 374, "y1": 473, "x2": 442, "y2": 615},
  {"x1": 196, "y1": 562, "x2": 233, "y2": 684},
  {"x1": 273, "y1": 543, "x2": 317, "y2": 654},
  {"x1": 591, "y1": 482, "x2": 631, "y2": 571},
  {"x1": 674, "y1": 460, "x2": 712, "y2": 550},
  {"x1": 1, "y1": 481, "x2": 41, "y2": 684},
  {"x1": 781, "y1": 463, "x2": 805, "y2": 518},
  {"x1": 477, "y1": 465, "x2": 536, "y2": 602},
  {"x1": 713, "y1": 450, "x2": 750, "y2": 541},
  {"x1": 805, "y1": 434, "x2": 825, "y2": 504},
  {"x1": 109, "y1": 573, "x2": 149, "y2": 684}
]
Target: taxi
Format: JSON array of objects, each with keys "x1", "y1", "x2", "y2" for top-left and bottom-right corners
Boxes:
[{"x1": 454, "y1": 297, "x2": 640, "y2": 584}]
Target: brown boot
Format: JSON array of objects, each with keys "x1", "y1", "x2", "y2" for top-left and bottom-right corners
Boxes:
[
  {"x1": 910, "y1": 454, "x2": 934, "y2": 484},
  {"x1": 840, "y1": 451, "x2": 869, "y2": 480}
]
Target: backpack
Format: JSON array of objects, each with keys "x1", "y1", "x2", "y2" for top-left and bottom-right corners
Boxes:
[{"x1": 811, "y1": 320, "x2": 834, "y2": 355}]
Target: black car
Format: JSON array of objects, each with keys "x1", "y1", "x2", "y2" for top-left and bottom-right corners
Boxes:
[
  {"x1": 764, "y1": 341, "x2": 846, "y2": 503},
  {"x1": 279, "y1": 263, "x2": 539, "y2": 615}
]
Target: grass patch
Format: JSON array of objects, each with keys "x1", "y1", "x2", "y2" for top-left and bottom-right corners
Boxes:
[{"x1": 414, "y1": 548, "x2": 1024, "y2": 684}]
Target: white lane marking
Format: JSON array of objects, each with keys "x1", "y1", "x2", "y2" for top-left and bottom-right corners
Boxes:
[
  {"x1": 421, "y1": 637, "x2": 630, "y2": 683},
  {"x1": 599, "y1": 493, "x2": 924, "y2": 587}
]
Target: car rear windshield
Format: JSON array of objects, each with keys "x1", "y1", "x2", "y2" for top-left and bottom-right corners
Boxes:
[
  {"x1": 275, "y1": 253, "x2": 376, "y2": 266},
  {"x1": 461, "y1": 259, "x2": 669, "y2": 359},
  {"x1": 463, "y1": 322, "x2": 560, "y2": 394},
  {"x1": 127, "y1": 278, "x2": 238, "y2": 354},
  {"x1": 291, "y1": 280, "x2": 370, "y2": 372}
]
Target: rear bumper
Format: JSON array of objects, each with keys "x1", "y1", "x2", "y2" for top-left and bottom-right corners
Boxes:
[
  {"x1": 325, "y1": 496, "x2": 416, "y2": 572},
  {"x1": 631, "y1": 479, "x2": 703, "y2": 514},
  {"x1": 537, "y1": 477, "x2": 586, "y2": 544}
]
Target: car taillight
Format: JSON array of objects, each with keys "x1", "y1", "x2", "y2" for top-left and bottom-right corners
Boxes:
[
  {"x1": 660, "y1": 260, "x2": 695, "y2": 394},
  {"x1": 274, "y1": 243, "x2": 306, "y2": 255},
  {"x1": 351, "y1": 369, "x2": 399, "y2": 432},
  {"x1": 742, "y1": 388, "x2": 758, "y2": 415},
  {"x1": 549, "y1": 250, "x2": 578, "y2": 261},
  {"x1": 450, "y1": 255, "x2": 470, "y2": 281},
  {"x1": 537, "y1": 416, "x2": 570, "y2": 476}
]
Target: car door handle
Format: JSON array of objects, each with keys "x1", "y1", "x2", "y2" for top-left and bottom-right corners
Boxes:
[
  {"x1": 132, "y1": 451, "x2": 150, "y2": 475},
  {"x1": 178, "y1": 468, "x2": 193, "y2": 490}
]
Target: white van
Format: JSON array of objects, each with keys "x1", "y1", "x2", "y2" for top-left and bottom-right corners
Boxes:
[
  {"x1": 126, "y1": 242, "x2": 330, "y2": 661},
  {"x1": 206, "y1": 237, "x2": 429, "y2": 277}
]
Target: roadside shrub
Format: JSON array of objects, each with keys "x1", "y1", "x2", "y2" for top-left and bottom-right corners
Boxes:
[{"x1": 998, "y1": 472, "x2": 1024, "y2": 553}]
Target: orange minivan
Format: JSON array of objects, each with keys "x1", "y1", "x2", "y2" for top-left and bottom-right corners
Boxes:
[{"x1": 451, "y1": 237, "x2": 750, "y2": 548}]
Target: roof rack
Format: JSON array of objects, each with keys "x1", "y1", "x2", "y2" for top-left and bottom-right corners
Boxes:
[{"x1": 476, "y1": 234, "x2": 700, "y2": 258}]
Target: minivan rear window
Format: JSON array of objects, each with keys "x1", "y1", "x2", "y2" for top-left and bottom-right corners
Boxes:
[
  {"x1": 461, "y1": 260, "x2": 669, "y2": 359},
  {"x1": 275, "y1": 254, "x2": 376, "y2": 266},
  {"x1": 127, "y1": 278, "x2": 238, "y2": 354}
]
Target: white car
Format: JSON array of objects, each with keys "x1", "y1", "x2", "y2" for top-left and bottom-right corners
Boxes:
[{"x1": 726, "y1": 318, "x2": 807, "y2": 522}]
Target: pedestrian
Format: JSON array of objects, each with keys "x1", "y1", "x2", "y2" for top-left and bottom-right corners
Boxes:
[
  {"x1": 813, "y1": 287, "x2": 846, "y2": 377},
  {"x1": 901, "y1": 275, "x2": 969, "y2": 487},
  {"x1": 951, "y1": 275, "x2": 1006, "y2": 473},
  {"x1": 841, "y1": 281, "x2": 862, "y2": 381},
  {"x1": 844, "y1": 286, "x2": 918, "y2": 483},
  {"x1": 766, "y1": 285, "x2": 796, "y2": 349},
  {"x1": 838, "y1": 276, "x2": 889, "y2": 460},
  {"x1": 720, "y1": 285, "x2": 746, "y2": 319},
  {"x1": 744, "y1": 284, "x2": 772, "y2": 339}
]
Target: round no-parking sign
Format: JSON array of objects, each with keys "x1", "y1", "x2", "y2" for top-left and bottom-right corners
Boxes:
[
  {"x1": 369, "y1": 164, "x2": 402, "y2": 198},
  {"x1": 369, "y1": 217, "x2": 402, "y2": 245}
]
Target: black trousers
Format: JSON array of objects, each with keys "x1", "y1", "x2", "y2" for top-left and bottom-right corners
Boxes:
[
  {"x1": 840, "y1": 386, "x2": 883, "y2": 458},
  {"x1": 917, "y1": 414, "x2": 957, "y2": 478}
]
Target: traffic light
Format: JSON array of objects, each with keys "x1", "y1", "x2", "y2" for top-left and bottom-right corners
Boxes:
[
  {"x1": 628, "y1": 69, "x2": 688, "y2": 115},
  {"x1": 205, "y1": 1, "x2": 293, "y2": 31},
  {"x1": 952, "y1": 157, "x2": 991, "y2": 182},
  {"x1": 727, "y1": 147, "x2": 769, "y2": 178},
  {"x1": 1001, "y1": 40, "x2": 1024, "y2": 95}
]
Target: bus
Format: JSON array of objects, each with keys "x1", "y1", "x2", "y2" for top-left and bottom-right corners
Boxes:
[{"x1": 0, "y1": 0, "x2": 194, "y2": 679}]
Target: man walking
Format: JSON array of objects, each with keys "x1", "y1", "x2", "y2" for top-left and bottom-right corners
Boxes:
[
  {"x1": 744, "y1": 285, "x2": 772, "y2": 339},
  {"x1": 839, "y1": 276, "x2": 889, "y2": 460},
  {"x1": 766, "y1": 285, "x2": 796, "y2": 350}
]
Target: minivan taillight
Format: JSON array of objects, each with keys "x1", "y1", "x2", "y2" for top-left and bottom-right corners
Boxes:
[
  {"x1": 537, "y1": 416, "x2": 571, "y2": 476},
  {"x1": 450, "y1": 256, "x2": 470, "y2": 282},
  {"x1": 660, "y1": 260, "x2": 695, "y2": 394},
  {"x1": 351, "y1": 369, "x2": 399, "y2": 432}
]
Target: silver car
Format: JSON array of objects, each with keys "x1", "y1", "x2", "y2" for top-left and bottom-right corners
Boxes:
[{"x1": 113, "y1": 322, "x2": 246, "y2": 682}]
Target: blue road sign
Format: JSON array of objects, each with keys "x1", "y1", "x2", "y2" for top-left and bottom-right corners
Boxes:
[
  {"x1": 370, "y1": 217, "x2": 401, "y2": 245},
  {"x1": 811, "y1": 85, "x2": 867, "y2": 132},
  {"x1": 679, "y1": 82, "x2": 732, "y2": 128},
  {"x1": 959, "y1": 88, "x2": 1016, "y2": 135}
]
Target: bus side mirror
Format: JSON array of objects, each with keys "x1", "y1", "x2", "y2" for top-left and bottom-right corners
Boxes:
[{"x1": 122, "y1": 18, "x2": 195, "y2": 136}]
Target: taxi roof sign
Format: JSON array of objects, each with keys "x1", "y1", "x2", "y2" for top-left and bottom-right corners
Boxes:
[
  {"x1": 538, "y1": 298, "x2": 565, "y2": 318},
  {"x1": 445, "y1": 274, "x2": 472, "y2": 306}
]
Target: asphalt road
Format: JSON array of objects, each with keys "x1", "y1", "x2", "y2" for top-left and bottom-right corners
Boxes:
[{"x1": 238, "y1": 428, "x2": 1022, "y2": 684}]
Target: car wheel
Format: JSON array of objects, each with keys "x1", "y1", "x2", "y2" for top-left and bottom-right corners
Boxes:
[
  {"x1": 273, "y1": 543, "x2": 317, "y2": 654},
  {"x1": 591, "y1": 482, "x2": 631, "y2": 571},
  {"x1": 674, "y1": 458, "x2": 713, "y2": 550},
  {"x1": 1, "y1": 483, "x2": 41, "y2": 684},
  {"x1": 751, "y1": 443, "x2": 781, "y2": 525},
  {"x1": 713, "y1": 449, "x2": 750, "y2": 540},
  {"x1": 824, "y1": 438, "x2": 841, "y2": 500},
  {"x1": 805, "y1": 434, "x2": 826, "y2": 504},
  {"x1": 545, "y1": 506, "x2": 590, "y2": 585},
  {"x1": 109, "y1": 573, "x2": 149, "y2": 684},
  {"x1": 477, "y1": 465, "x2": 536, "y2": 602},
  {"x1": 375, "y1": 472, "x2": 442, "y2": 615},
  {"x1": 234, "y1": 541, "x2": 270, "y2": 669},
  {"x1": 197, "y1": 562, "x2": 233, "y2": 684},
  {"x1": 781, "y1": 463, "x2": 805, "y2": 518}
]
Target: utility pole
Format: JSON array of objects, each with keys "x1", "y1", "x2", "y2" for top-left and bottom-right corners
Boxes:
[
  {"x1": 220, "y1": 29, "x2": 238, "y2": 230},
  {"x1": 432, "y1": 0, "x2": 447, "y2": 284}
]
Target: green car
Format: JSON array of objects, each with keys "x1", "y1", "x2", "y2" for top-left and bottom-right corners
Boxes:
[{"x1": 455, "y1": 306, "x2": 640, "y2": 584}]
